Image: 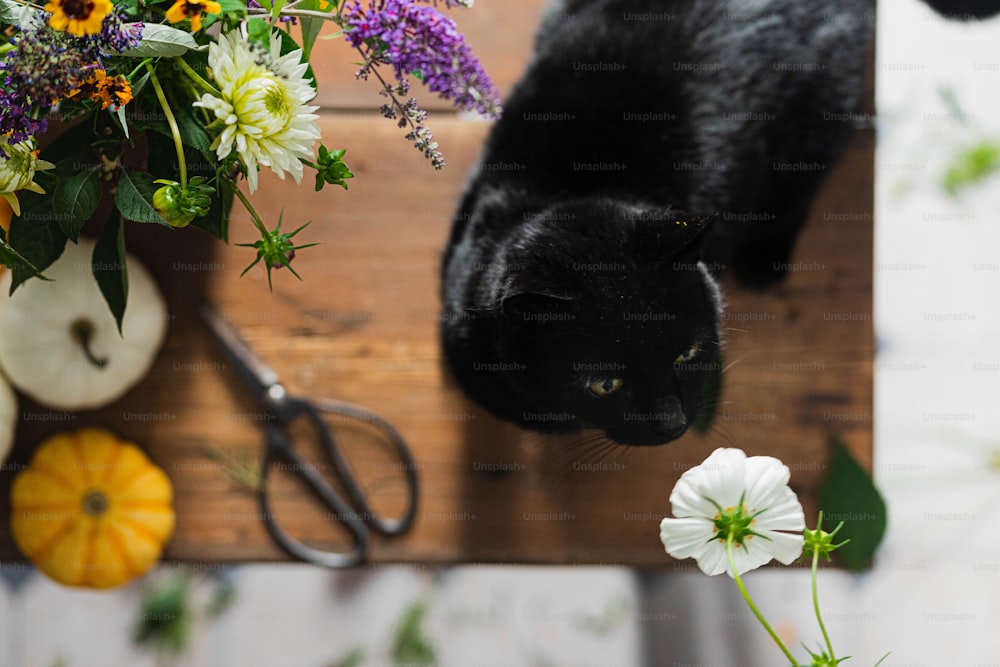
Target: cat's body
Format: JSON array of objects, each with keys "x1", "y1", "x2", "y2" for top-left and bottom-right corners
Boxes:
[{"x1": 441, "y1": 0, "x2": 874, "y2": 446}]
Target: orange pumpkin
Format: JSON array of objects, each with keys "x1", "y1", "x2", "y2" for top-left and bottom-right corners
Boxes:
[{"x1": 10, "y1": 427, "x2": 176, "y2": 588}]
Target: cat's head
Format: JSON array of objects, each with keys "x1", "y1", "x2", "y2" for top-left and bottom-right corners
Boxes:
[{"x1": 495, "y1": 198, "x2": 723, "y2": 446}]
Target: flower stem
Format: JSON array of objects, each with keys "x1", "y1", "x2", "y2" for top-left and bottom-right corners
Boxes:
[
  {"x1": 224, "y1": 176, "x2": 269, "y2": 236},
  {"x1": 726, "y1": 534, "x2": 799, "y2": 667},
  {"x1": 145, "y1": 63, "x2": 187, "y2": 187},
  {"x1": 176, "y1": 58, "x2": 221, "y2": 97},
  {"x1": 246, "y1": 6, "x2": 343, "y2": 22},
  {"x1": 811, "y1": 545, "x2": 837, "y2": 661},
  {"x1": 126, "y1": 58, "x2": 154, "y2": 81}
]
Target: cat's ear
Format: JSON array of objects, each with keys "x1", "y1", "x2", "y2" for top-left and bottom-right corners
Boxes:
[
  {"x1": 500, "y1": 291, "x2": 578, "y2": 329},
  {"x1": 656, "y1": 213, "x2": 716, "y2": 258}
]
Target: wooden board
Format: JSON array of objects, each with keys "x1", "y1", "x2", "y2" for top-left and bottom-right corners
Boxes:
[
  {"x1": 0, "y1": 1, "x2": 874, "y2": 568},
  {"x1": 0, "y1": 115, "x2": 873, "y2": 567}
]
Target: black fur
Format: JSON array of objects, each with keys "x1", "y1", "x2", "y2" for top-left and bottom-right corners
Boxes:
[
  {"x1": 441, "y1": 0, "x2": 874, "y2": 446},
  {"x1": 922, "y1": 0, "x2": 1000, "y2": 19}
]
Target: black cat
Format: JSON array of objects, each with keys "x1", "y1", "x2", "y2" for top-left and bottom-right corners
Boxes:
[
  {"x1": 922, "y1": 0, "x2": 1000, "y2": 18},
  {"x1": 440, "y1": 0, "x2": 874, "y2": 446}
]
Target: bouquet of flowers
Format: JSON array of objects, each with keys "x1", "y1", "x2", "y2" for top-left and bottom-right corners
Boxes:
[{"x1": 0, "y1": 0, "x2": 501, "y2": 326}]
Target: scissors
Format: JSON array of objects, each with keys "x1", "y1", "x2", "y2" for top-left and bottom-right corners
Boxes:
[{"x1": 200, "y1": 303, "x2": 419, "y2": 568}]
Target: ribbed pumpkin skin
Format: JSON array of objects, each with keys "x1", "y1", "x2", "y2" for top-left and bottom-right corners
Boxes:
[{"x1": 10, "y1": 428, "x2": 176, "y2": 588}]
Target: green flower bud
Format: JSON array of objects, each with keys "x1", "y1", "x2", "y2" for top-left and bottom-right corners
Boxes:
[
  {"x1": 313, "y1": 145, "x2": 354, "y2": 192},
  {"x1": 152, "y1": 177, "x2": 215, "y2": 228}
]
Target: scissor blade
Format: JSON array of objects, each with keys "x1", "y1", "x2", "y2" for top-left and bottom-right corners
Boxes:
[{"x1": 200, "y1": 303, "x2": 282, "y2": 399}]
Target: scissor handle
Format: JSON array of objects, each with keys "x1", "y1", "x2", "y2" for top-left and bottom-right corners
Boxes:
[
  {"x1": 259, "y1": 396, "x2": 419, "y2": 567},
  {"x1": 308, "y1": 396, "x2": 419, "y2": 537},
  {"x1": 259, "y1": 420, "x2": 369, "y2": 568}
]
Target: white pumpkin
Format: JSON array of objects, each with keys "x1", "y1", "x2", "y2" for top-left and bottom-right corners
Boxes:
[
  {"x1": 0, "y1": 239, "x2": 168, "y2": 411},
  {"x1": 0, "y1": 373, "x2": 16, "y2": 465}
]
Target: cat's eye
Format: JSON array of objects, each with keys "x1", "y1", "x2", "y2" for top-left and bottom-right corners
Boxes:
[
  {"x1": 674, "y1": 343, "x2": 700, "y2": 364},
  {"x1": 588, "y1": 377, "x2": 624, "y2": 397}
]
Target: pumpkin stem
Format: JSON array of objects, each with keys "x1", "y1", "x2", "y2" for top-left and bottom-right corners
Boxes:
[
  {"x1": 82, "y1": 490, "x2": 110, "y2": 517},
  {"x1": 70, "y1": 319, "x2": 109, "y2": 369}
]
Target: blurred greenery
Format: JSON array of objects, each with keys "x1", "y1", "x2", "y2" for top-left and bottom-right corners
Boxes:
[
  {"x1": 132, "y1": 574, "x2": 194, "y2": 655},
  {"x1": 943, "y1": 140, "x2": 1000, "y2": 196},
  {"x1": 132, "y1": 571, "x2": 238, "y2": 658},
  {"x1": 392, "y1": 599, "x2": 437, "y2": 667},
  {"x1": 572, "y1": 595, "x2": 630, "y2": 636},
  {"x1": 936, "y1": 85, "x2": 1000, "y2": 196},
  {"x1": 328, "y1": 647, "x2": 366, "y2": 667}
]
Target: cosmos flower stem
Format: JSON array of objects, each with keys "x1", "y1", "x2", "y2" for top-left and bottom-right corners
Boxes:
[
  {"x1": 175, "y1": 57, "x2": 220, "y2": 97},
  {"x1": 224, "y1": 176, "x2": 268, "y2": 236},
  {"x1": 726, "y1": 533, "x2": 799, "y2": 666},
  {"x1": 811, "y1": 545, "x2": 836, "y2": 662},
  {"x1": 145, "y1": 63, "x2": 187, "y2": 187}
]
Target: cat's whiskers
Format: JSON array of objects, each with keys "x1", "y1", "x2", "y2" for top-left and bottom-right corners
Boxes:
[
  {"x1": 557, "y1": 430, "x2": 624, "y2": 466},
  {"x1": 720, "y1": 350, "x2": 752, "y2": 374}
]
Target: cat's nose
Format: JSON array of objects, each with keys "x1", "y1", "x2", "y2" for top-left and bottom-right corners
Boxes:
[{"x1": 650, "y1": 395, "x2": 687, "y2": 438}]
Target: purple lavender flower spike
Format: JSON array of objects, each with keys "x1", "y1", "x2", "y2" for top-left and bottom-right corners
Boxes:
[{"x1": 342, "y1": 0, "x2": 502, "y2": 118}]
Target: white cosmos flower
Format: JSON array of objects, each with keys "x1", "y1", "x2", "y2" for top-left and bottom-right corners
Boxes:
[
  {"x1": 659, "y1": 447, "x2": 805, "y2": 577},
  {"x1": 195, "y1": 26, "x2": 321, "y2": 193}
]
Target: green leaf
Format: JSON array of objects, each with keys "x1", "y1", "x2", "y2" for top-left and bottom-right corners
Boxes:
[
  {"x1": 0, "y1": 0, "x2": 21, "y2": 25},
  {"x1": 173, "y1": 103, "x2": 214, "y2": 157},
  {"x1": 818, "y1": 437, "x2": 887, "y2": 571},
  {"x1": 0, "y1": 228, "x2": 47, "y2": 282},
  {"x1": 201, "y1": 0, "x2": 247, "y2": 29},
  {"x1": 115, "y1": 167, "x2": 171, "y2": 225},
  {"x1": 297, "y1": 0, "x2": 332, "y2": 60},
  {"x1": 92, "y1": 214, "x2": 129, "y2": 333},
  {"x1": 116, "y1": 105, "x2": 131, "y2": 139},
  {"x1": 0, "y1": 0, "x2": 34, "y2": 26},
  {"x1": 140, "y1": 103, "x2": 214, "y2": 159},
  {"x1": 121, "y1": 23, "x2": 202, "y2": 57},
  {"x1": 51, "y1": 170, "x2": 102, "y2": 241},
  {"x1": 8, "y1": 190, "x2": 69, "y2": 292}
]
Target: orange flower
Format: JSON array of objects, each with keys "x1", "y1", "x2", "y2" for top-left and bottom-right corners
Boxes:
[
  {"x1": 165, "y1": 0, "x2": 222, "y2": 33},
  {"x1": 67, "y1": 69, "x2": 133, "y2": 111},
  {"x1": 95, "y1": 74, "x2": 133, "y2": 110},
  {"x1": 44, "y1": 0, "x2": 113, "y2": 36}
]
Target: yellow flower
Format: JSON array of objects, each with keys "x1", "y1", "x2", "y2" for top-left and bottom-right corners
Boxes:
[
  {"x1": 165, "y1": 0, "x2": 222, "y2": 33},
  {"x1": 44, "y1": 0, "x2": 113, "y2": 36}
]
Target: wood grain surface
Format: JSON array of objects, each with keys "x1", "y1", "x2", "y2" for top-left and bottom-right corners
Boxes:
[{"x1": 0, "y1": 1, "x2": 874, "y2": 568}]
